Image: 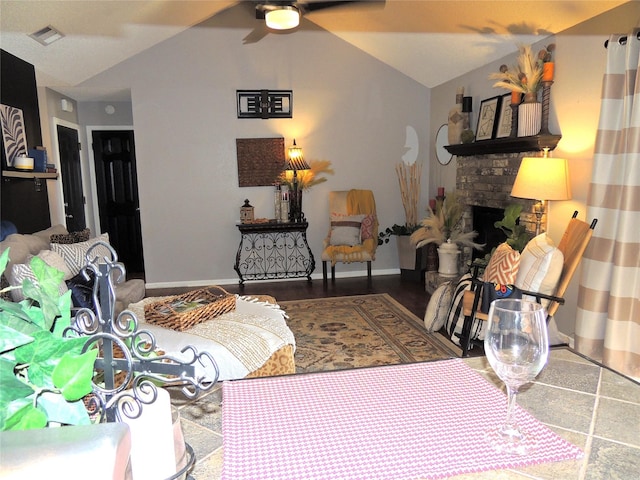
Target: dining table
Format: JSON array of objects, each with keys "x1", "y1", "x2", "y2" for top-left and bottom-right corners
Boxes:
[{"x1": 175, "y1": 346, "x2": 640, "y2": 480}]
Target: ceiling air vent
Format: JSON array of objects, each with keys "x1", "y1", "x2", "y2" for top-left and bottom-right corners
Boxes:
[{"x1": 29, "y1": 25, "x2": 64, "y2": 46}]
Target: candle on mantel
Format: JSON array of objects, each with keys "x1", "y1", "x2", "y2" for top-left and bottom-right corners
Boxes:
[
  {"x1": 511, "y1": 91, "x2": 521, "y2": 105},
  {"x1": 542, "y1": 62, "x2": 555, "y2": 81},
  {"x1": 123, "y1": 387, "x2": 177, "y2": 479},
  {"x1": 429, "y1": 199, "x2": 437, "y2": 211},
  {"x1": 437, "y1": 187, "x2": 445, "y2": 197}
]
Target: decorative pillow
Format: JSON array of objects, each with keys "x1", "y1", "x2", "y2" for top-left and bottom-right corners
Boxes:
[
  {"x1": 443, "y1": 273, "x2": 486, "y2": 348},
  {"x1": 443, "y1": 274, "x2": 471, "y2": 342},
  {"x1": 482, "y1": 242, "x2": 521, "y2": 285},
  {"x1": 66, "y1": 269, "x2": 96, "y2": 310},
  {"x1": 360, "y1": 214, "x2": 375, "y2": 240},
  {"x1": 515, "y1": 233, "x2": 564, "y2": 305},
  {"x1": 7, "y1": 259, "x2": 69, "y2": 302},
  {"x1": 36, "y1": 249, "x2": 73, "y2": 281},
  {"x1": 424, "y1": 282, "x2": 453, "y2": 333},
  {"x1": 50, "y1": 228, "x2": 91, "y2": 244},
  {"x1": 329, "y1": 214, "x2": 365, "y2": 246},
  {"x1": 51, "y1": 234, "x2": 112, "y2": 277}
]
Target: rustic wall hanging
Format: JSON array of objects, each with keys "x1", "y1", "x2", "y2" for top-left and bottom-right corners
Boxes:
[{"x1": 236, "y1": 137, "x2": 285, "y2": 187}]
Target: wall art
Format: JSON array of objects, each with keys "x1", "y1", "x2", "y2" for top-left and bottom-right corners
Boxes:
[
  {"x1": 236, "y1": 137, "x2": 285, "y2": 187},
  {"x1": 495, "y1": 94, "x2": 513, "y2": 139},
  {"x1": 0, "y1": 104, "x2": 28, "y2": 168},
  {"x1": 237, "y1": 90, "x2": 292, "y2": 119},
  {"x1": 475, "y1": 96, "x2": 501, "y2": 141}
]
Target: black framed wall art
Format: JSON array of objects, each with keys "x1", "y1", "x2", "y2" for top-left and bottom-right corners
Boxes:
[{"x1": 475, "y1": 96, "x2": 501, "y2": 141}]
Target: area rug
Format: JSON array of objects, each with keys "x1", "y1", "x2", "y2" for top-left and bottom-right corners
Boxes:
[{"x1": 279, "y1": 294, "x2": 457, "y2": 373}]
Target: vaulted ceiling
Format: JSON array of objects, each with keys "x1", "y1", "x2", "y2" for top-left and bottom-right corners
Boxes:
[{"x1": 0, "y1": 0, "x2": 633, "y2": 101}]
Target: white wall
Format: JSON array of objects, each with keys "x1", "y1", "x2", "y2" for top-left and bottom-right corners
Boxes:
[
  {"x1": 78, "y1": 18, "x2": 431, "y2": 286},
  {"x1": 428, "y1": 4, "x2": 639, "y2": 338}
]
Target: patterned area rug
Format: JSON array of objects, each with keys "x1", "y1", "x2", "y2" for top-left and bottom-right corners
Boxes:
[{"x1": 279, "y1": 294, "x2": 457, "y2": 374}]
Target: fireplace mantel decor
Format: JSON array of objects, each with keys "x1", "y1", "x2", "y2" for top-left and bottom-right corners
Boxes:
[{"x1": 445, "y1": 134, "x2": 560, "y2": 157}]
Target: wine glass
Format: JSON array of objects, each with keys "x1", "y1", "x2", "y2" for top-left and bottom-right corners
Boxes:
[{"x1": 484, "y1": 299, "x2": 549, "y2": 455}]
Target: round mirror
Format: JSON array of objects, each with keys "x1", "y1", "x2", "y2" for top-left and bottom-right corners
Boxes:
[{"x1": 435, "y1": 124, "x2": 452, "y2": 165}]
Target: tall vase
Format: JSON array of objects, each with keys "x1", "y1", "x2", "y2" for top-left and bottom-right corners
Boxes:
[
  {"x1": 437, "y1": 241, "x2": 460, "y2": 277},
  {"x1": 517, "y1": 92, "x2": 541, "y2": 137}
]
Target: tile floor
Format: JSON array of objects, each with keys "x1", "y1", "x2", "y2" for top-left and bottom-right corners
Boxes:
[{"x1": 171, "y1": 347, "x2": 640, "y2": 480}]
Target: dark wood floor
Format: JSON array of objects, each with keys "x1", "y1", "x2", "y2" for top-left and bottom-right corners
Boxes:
[{"x1": 147, "y1": 274, "x2": 429, "y2": 318}]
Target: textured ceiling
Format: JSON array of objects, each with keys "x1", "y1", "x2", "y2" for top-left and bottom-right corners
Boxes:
[{"x1": 0, "y1": 0, "x2": 633, "y2": 101}]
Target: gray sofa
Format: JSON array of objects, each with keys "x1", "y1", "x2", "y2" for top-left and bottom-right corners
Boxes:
[{"x1": 0, "y1": 224, "x2": 145, "y2": 314}]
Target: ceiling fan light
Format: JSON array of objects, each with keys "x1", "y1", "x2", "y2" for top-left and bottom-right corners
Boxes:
[{"x1": 265, "y1": 6, "x2": 300, "y2": 30}]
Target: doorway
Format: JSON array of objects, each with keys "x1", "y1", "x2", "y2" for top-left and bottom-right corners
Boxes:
[
  {"x1": 91, "y1": 130, "x2": 145, "y2": 277},
  {"x1": 57, "y1": 124, "x2": 86, "y2": 232}
]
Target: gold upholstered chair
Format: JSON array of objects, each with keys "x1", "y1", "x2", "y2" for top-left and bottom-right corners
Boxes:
[{"x1": 321, "y1": 189, "x2": 378, "y2": 281}]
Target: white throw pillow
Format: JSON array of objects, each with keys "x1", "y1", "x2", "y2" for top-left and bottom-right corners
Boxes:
[
  {"x1": 51, "y1": 234, "x2": 112, "y2": 276},
  {"x1": 515, "y1": 233, "x2": 564, "y2": 306},
  {"x1": 329, "y1": 214, "x2": 365, "y2": 246},
  {"x1": 424, "y1": 282, "x2": 453, "y2": 333}
]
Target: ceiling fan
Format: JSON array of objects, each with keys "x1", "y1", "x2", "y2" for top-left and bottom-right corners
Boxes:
[{"x1": 255, "y1": 1, "x2": 383, "y2": 31}]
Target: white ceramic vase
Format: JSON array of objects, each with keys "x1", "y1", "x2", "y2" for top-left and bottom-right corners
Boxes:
[
  {"x1": 437, "y1": 241, "x2": 460, "y2": 277},
  {"x1": 517, "y1": 102, "x2": 542, "y2": 137}
]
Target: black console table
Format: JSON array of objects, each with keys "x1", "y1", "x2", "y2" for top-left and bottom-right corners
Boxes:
[{"x1": 234, "y1": 222, "x2": 315, "y2": 284}]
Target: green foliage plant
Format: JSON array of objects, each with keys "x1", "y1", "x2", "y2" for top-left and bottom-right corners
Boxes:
[
  {"x1": 377, "y1": 223, "x2": 419, "y2": 246},
  {"x1": 494, "y1": 204, "x2": 533, "y2": 253},
  {"x1": 0, "y1": 249, "x2": 98, "y2": 431}
]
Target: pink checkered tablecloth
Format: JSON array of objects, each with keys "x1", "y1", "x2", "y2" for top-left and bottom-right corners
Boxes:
[{"x1": 222, "y1": 359, "x2": 582, "y2": 480}]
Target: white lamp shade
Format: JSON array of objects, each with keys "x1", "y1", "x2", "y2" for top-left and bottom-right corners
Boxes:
[
  {"x1": 511, "y1": 156, "x2": 572, "y2": 201},
  {"x1": 265, "y1": 7, "x2": 300, "y2": 30}
]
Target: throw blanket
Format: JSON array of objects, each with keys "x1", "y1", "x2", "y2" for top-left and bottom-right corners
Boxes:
[
  {"x1": 324, "y1": 189, "x2": 378, "y2": 265},
  {"x1": 127, "y1": 295, "x2": 295, "y2": 381}
]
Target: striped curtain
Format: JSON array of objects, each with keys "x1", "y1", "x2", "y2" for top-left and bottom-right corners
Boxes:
[{"x1": 575, "y1": 29, "x2": 640, "y2": 380}]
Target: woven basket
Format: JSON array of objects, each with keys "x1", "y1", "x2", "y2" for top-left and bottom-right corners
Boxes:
[{"x1": 144, "y1": 286, "x2": 236, "y2": 331}]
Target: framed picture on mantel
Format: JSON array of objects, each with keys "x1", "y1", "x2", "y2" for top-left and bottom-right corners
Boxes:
[
  {"x1": 495, "y1": 93, "x2": 513, "y2": 139},
  {"x1": 475, "y1": 96, "x2": 501, "y2": 141}
]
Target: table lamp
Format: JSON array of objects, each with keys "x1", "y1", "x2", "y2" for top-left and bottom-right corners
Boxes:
[
  {"x1": 511, "y1": 148, "x2": 571, "y2": 235},
  {"x1": 286, "y1": 139, "x2": 310, "y2": 223}
]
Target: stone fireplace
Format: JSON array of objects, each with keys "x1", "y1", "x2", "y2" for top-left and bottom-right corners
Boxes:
[{"x1": 455, "y1": 151, "x2": 541, "y2": 263}]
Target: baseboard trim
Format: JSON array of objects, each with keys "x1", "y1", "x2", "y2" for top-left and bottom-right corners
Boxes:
[{"x1": 144, "y1": 268, "x2": 401, "y2": 289}]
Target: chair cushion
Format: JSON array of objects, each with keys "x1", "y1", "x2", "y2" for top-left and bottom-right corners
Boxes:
[
  {"x1": 329, "y1": 214, "x2": 365, "y2": 246},
  {"x1": 424, "y1": 282, "x2": 453, "y2": 333},
  {"x1": 515, "y1": 233, "x2": 564, "y2": 301},
  {"x1": 482, "y1": 242, "x2": 521, "y2": 284},
  {"x1": 51, "y1": 234, "x2": 112, "y2": 277}
]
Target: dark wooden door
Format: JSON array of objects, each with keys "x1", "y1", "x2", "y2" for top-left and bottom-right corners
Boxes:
[
  {"x1": 92, "y1": 130, "x2": 144, "y2": 276},
  {"x1": 57, "y1": 124, "x2": 86, "y2": 232}
]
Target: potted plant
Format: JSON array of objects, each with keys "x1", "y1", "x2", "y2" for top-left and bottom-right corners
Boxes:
[
  {"x1": 494, "y1": 203, "x2": 533, "y2": 253},
  {"x1": 410, "y1": 192, "x2": 483, "y2": 277},
  {"x1": 0, "y1": 249, "x2": 98, "y2": 430}
]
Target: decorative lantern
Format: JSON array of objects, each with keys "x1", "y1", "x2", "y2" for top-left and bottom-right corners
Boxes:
[{"x1": 240, "y1": 199, "x2": 254, "y2": 224}]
